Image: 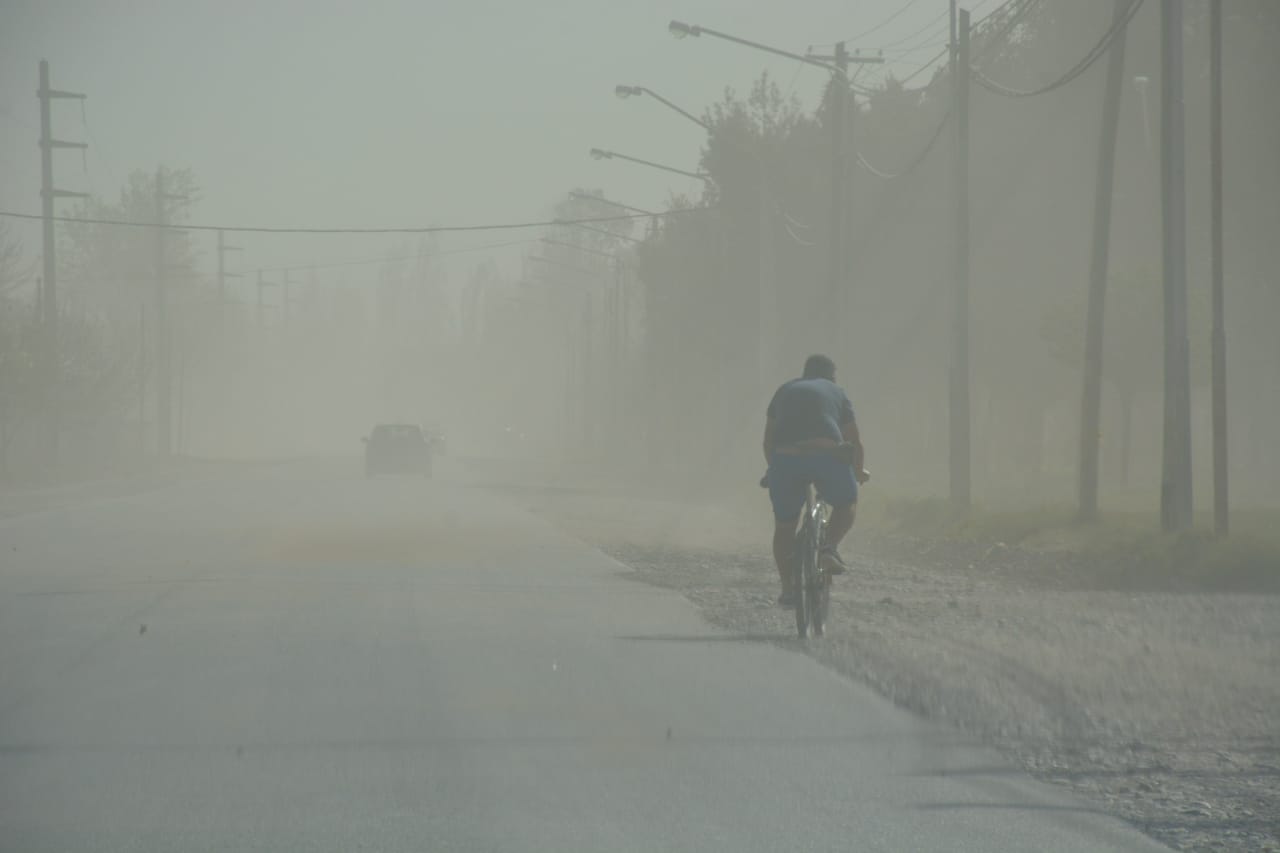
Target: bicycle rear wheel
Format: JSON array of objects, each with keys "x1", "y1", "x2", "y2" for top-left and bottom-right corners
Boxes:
[
  {"x1": 811, "y1": 567, "x2": 830, "y2": 637},
  {"x1": 794, "y1": 517, "x2": 818, "y2": 638}
]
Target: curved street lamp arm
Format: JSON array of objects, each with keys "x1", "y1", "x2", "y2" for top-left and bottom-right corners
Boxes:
[
  {"x1": 639, "y1": 88, "x2": 710, "y2": 131},
  {"x1": 594, "y1": 148, "x2": 712, "y2": 183},
  {"x1": 671, "y1": 21, "x2": 837, "y2": 72}
]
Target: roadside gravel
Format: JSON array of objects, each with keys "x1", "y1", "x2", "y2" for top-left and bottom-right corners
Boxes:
[{"x1": 523, "y1": 487, "x2": 1279, "y2": 853}]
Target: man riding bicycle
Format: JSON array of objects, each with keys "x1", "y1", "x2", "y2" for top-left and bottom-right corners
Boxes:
[{"x1": 763, "y1": 354, "x2": 868, "y2": 607}]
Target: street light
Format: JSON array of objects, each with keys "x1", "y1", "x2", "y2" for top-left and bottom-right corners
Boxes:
[
  {"x1": 667, "y1": 19, "x2": 882, "y2": 350},
  {"x1": 613, "y1": 81, "x2": 777, "y2": 388},
  {"x1": 667, "y1": 20, "x2": 700, "y2": 39},
  {"x1": 668, "y1": 20, "x2": 836, "y2": 71},
  {"x1": 587, "y1": 147, "x2": 711, "y2": 183},
  {"x1": 612, "y1": 84, "x2": 709, "y2": 130}
]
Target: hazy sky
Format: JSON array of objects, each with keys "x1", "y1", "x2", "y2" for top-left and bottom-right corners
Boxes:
[{"x1": 1, "y1": 0, "x2": 966, "y2": 284}]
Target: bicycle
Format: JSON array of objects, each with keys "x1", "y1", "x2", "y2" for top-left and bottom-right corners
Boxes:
[
  {"x1": 793, "y1": 485, "x2": 831, "y2": 639},
  {"x1": 763, "y1": 447, "x2": 867, "y2": 639}
]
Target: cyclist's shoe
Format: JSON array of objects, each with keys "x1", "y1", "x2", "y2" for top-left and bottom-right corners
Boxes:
[
  {"x1": 820, "y1": 547, "x2": 848, "y2": 576},
  {"x1": 777, "y1": 586, "x2": 798, "y2": 608}
]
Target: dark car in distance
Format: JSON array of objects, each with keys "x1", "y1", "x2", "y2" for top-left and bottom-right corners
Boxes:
[{"x1": 363, "y1": 424, "x2": 432, "y2": 478}]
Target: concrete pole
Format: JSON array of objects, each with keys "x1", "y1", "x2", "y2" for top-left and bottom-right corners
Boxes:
[
  {"x1": 1209, "y1": 0, "x2": 1228, "y2": 535},
  {"x1": 949, "y1": 6, "x2": 972, "y2": 513},
  {"x1": 1159, "y1": 0, "x2": 1194, "y2": 531},
  {"x1": 1078, "y1": 0, "x2": 1131, "y2": 521}
]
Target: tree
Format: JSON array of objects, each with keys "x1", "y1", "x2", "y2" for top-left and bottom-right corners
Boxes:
[
  {"x1": 0, "y1": 224, "x2": 39, "y2": 477},
  {"x1": 59, "y1": 168, "x2": 201, "y2": 329},
  {"x1": 0, "y1": 223, "x2": 36, "y2": 302}
]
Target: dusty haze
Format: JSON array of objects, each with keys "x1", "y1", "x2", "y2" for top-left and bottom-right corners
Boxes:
[
  {"x1": 2, "y1": 1, "x2": 1276, "y2": 514},
  {"x1": 2, "y1": 3, "x2": 1279, "y2": 852}
]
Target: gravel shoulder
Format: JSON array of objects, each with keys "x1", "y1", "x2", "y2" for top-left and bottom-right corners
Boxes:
[{"x1": 514, "y1": 483, "x2": 1280, "y2": 853}]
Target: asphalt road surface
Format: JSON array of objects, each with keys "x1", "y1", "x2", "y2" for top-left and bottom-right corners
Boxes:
[{"x1": 0, "y1": 461, "x2": 1168, "y2": 852}]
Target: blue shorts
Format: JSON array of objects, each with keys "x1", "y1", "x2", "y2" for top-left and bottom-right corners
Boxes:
[{"x1": 767, "y1": 453, "x2": 858, "y2": 522}]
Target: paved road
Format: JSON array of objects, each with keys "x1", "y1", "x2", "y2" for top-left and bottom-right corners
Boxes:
[{"x1": 0, "y1": 461, "x2": 1166, "y2": 852}]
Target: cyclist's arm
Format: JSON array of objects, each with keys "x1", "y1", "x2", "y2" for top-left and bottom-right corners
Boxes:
[
  {"x1": 841, "y1": 418, "x2": 866, "y2": 478},
  {"x1": 763, "y1": 417, "x2": 777, "y2": 465}
]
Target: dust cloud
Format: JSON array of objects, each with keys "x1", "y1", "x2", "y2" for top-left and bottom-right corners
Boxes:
[{"x1": 0, "y1": 2, "x2": 1276, "y2": 514}]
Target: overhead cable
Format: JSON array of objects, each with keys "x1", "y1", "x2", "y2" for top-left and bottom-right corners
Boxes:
[
  {"x1": 972, "y1": 0, "x2": 1144, "y2": 98},
  {"x1": 0, "y1": 207, "x2": 710, "y2": 235},
  {"x1": 874, "y1": 0, "x2": 1027, "y2": 94},
  {"x1": 854, "y1": 109, "x2": 952, "y2": 180},
  {"x1": 840, "y1": 0, "x2": 928, "y2": 44}
]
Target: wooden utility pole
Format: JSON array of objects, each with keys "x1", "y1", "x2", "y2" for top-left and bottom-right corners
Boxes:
[
  {"x1": 256, "y1": 270, "x2": 265, "y2": 328},
  {"x1": 37, "y1": 60, "x2": 88, "y2": 469},
  {"x1": 949, "y1": 6, "x2": 972, "y2": 513},
  {"x1": 216, "y1": 229, "x2": 242, "y2": 331},
  {"x1": 1209, "y1": 0, "x2": 1228, "y2": 535},
  {"x1": 152, "y1": 169, "x2": 188, "y2": 460},
  {"x1": 282, "y1": 268, "x2": 291, "y2": 330},
  {"x1": 1160, "y1": 0, "x2": 1194, "y2": 531},
  {"x1": 154, "y1": 167, "x2": 171, "y2": 459},
  {"x1": 804, "y1": 42, "x2": 881, "y2": 349},
  {"x1": 830, "y1": 41, "x2": 849, "y2": 337},
  {"x1": 137, "y1": 302, "x2": 147, "y2": 458},
  {"x1": 1078, "y1": 0, "x2": 1132, "y2": 521},
  {"x1": 176, "y1": 336, "x2": 186, "y2": 456}
]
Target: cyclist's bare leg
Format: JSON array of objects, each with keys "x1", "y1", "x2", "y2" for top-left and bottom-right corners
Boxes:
[
  {"x1": 826, "y1": 502, "x2": 857, "y2": 551},
  {"x1": 773, "y1": 518, "x2": 799, "y2": 589}
]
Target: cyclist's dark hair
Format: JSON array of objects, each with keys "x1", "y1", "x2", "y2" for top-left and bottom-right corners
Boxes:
[{"x1": 802, "y1": 354, "x2": 836, "y2": 380}]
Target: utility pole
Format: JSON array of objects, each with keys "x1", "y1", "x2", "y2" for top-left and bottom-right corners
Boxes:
[
  {"x1": 615, "y1": 260, "x2": 630, "y2": 431},
  {"x1": 137, "y1": 301, "x2": 147, "y2": 459},
  {"x1": 1209, "y1": 0, "x2": 1228, "y2": 536},
  {"x1": 1078, "y1": 0, "x2": 1132, "y2": 521},
  {"x1": 804, "y1": 43, "x2": 881, "y2": 347},
  {"x1": 176, "y1": 335, "x2": 186, "y2": 456},
  {"x1": 152, "y1": 168, "x2": 189, "y2": 460},
  {"x1": 949, "y1": 6, "x2": 972, "y2": 513},
  {"x1": 581, "y1": 296, "x2": 593, "y2": 452},
  {"x1": 216, "y1": 229, "x2": 243, "y2": 331},
  {"x1": 309, "y1": 265, "x2": 318, "y2": 323},
  {"x1": 37, "y1": 59, "x2": 88, "y2": 469},
  {"x1": 256, "y1": 270, "x2": 265, "y2": 328},
  {"x1": 830, "y1": 41, "x2": 849, "y2": 340},
  {"x1": 154, "y1": 168, "x2": 170, "y2": 459},
  {"x1": 256, "y1": 270, "x2": 278, "y2": 328},
  {"x1": 281, "y1": 268, "x2": 291, "y2": 330},
  {"x1": 1160, "y1": 0, "x2": 1193, "y2": 531},
  {"x1": 757, "y1": 171, "x2": 776, "y2": 389}
]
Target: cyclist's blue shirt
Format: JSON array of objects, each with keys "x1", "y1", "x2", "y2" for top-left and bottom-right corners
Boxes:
[{"x1": 766, "y1": 378, "x2": 855, "y2": 446}]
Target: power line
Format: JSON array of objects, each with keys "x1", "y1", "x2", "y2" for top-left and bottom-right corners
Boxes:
[
  {"x1": 876, "y1": 0, "x2": 1030, "y2": 92},
  {"x1": 854, "y1": 109, "x2": 951, "y2": 179},
  {"x1": 876, "y1": 6, "x2": 952, "y2": 50},
  {"x1": 840, "y1": 0, "x2": 928, "y2": 44},
  {"x1": 57, "y1": 238, "x2": 583, "y2": 285},
  {"x1": 897, "y1": 45, "x2": 952, "y2": 85},
  {"x1": 252, "y1": 238, "x2": 540, "y2": 275},
  {"x1": 0, "y1": 207, "x2": 708, "y2": 235},
  {"x1": 883, "y1": 0, "x2": 998, "y2": 57},
  {"x1": 972, "y1": 0, "x2": 1041, "y2": 62},
  {"x1": 972, "y1": 0, "x2": 1145, "y2": 98}
]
